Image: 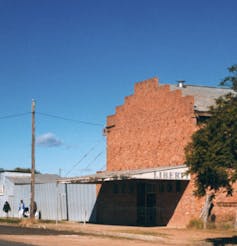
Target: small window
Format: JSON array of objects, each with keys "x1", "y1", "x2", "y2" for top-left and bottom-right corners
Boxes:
[
  {"x1": 128, "y1": 183, "x2": 134, "y2": 193},
  {"x1": 147, "y1": 183, "x2": 155, "y2": 193},
  {"x1": 121, "y1": 183, "x2": 126, "y2": 193},
  {"x1": 176, "y1": 181, "x2": 181, "y2": 192},
  {"x1": 158, "y1": 182, "x2": 165, "y2": 192},
  {"x1": 113, "y1": 183, "x2": 119, "y2": 194},
  {"x1": 167, "y1": 183, "x2": 173, "y2": 192},
  {"x1": 197, "y1": 116, "x2": 210, "y2": 125}
]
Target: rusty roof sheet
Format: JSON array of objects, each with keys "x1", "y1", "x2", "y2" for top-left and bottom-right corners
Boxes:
[{"x1": 58, "y1": 165, "x2": 189, "y2": 184}]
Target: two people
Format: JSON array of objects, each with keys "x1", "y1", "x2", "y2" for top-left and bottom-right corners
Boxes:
[{"x1": 18, "y1": 200, "x2": 37, "y2": 218}]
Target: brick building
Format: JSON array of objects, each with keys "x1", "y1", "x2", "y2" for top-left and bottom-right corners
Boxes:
[{"x1": 60, "y1": 77, "x2": 237, "y2": 227}]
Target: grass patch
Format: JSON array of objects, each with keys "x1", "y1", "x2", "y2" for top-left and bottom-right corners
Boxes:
[
  {"x1": 116, "y1": 229, "x2": 168, "y2": 237},
  {"x1": 0, "y1": 217, "x2": 21, "y2": 224}
]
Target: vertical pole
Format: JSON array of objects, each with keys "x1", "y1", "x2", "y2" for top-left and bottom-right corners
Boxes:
[
  {"x1": 65, "y1": 183, "x2": 69, "y2": 221},
  {"x1": 30, "y1": 99, "x2": 36, "y2": 219},
  {"x1": 56, "y1": 182, "x2": 58, "y2": 225}
]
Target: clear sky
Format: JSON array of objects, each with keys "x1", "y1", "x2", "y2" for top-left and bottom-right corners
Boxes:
[{"x1": 0, "y1": 0, "x2": 236, "y2": 177}]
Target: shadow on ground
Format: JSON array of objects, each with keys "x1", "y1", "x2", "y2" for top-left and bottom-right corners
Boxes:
[
  {"x1": 0, "y1": 224, "x2": 78, "y2": 236},
  {"x1": 206, "y1": 236, "x2": 237, "y2": 246},
  {"x1": 0, "y1": 239, "x2": 33, "y2": 246}
]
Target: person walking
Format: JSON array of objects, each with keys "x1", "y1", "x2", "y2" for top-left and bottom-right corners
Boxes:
[
  {"x1": 18, "y1": 200, "x2": 25, "y2": 218},
  {"x1": 3, "y1": 201, "x2": 11, "y2": 217}
]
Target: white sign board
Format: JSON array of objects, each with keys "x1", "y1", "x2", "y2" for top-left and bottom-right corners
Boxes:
[{"x1": 132, "y1": 167, "x2": 190, "y2": 180}]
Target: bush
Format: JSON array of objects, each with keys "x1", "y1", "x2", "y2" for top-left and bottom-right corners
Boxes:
[{"x1": 187, "y1": 218, "x2": 204, "y2": 229}]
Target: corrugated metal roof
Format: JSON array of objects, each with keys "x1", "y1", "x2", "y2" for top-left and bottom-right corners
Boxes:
[
  {"x1": 7, "y1": 174, "x2": 60, "y2": 184},
  {"x1": 58, "y1": 165, "x2": 190, "y2": 184},
  {"x1": 169, "y1": 84, "x2": 235, "y2": 112}
]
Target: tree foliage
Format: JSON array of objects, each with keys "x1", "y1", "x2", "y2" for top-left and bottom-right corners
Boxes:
[
  {"x1": 220, "y1": 64, "x2": 237, "y2": 91},
  {"x1": 14, "y1": 167, "x2": 40, "y2": 174},
  {"x1": 185, "y1": 93, "x2": 237, "y2": 197}
]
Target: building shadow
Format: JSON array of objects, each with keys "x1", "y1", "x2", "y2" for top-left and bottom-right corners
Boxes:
[
  {"x1": 0, "y1": 225, "x2": 79, "y2": 236},
  {"x1": 205, "y1": 236, "x2": 237, "y2": 246},
  {"x1": 0, "y1": 240, "x2": 33, "y2": 246},
  {"x1": 95, "y1": 179, "x2": 189, "y2": 226}
]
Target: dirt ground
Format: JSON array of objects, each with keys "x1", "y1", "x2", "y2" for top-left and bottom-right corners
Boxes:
[{"x1": 0, "y1": 221, "x2": 236, "y2": 246}]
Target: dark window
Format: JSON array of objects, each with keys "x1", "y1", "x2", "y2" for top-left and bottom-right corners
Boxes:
[
  {"x1": 129, "y1": 183, "x2": 134, "y2": 193},
  {"x1": 158, "y1": 182, "x2": 165, "y2": 192},
  {"x1": 113, "y1": 183, "x2": 119, "y2": 194},
  {"x1": 176, "y1": 181, "x2": 181, "y2": 192},
  {"x1": 121, "y1": 183, "x2": 126, "y2": 193},
  {"x1": 197, "y1": 115, "x2": 210, "y2": 125},
  {"x1": 167, "y1": 182, "x2": 173, "y2": 192},
  {"x1": 147, "y1": 183, "x2": 155, "y2": 193}
]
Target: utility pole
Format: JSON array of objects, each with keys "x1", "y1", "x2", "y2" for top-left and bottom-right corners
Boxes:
[{"x1": 30, "y1": 99, "x2": 35, "y2": 219}]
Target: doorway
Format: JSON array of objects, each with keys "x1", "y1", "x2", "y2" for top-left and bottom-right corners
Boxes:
[{"x1": 136, "y1": 183, "x2": 156, "y2": 226}]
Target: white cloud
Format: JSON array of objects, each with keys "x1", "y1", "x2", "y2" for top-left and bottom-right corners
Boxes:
[{"x1": 36, "y1": 133, "x2": 63, "y2": 147}]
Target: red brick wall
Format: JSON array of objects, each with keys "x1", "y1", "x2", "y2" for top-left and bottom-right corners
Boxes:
[
  {"x1": 167, "y1": 178, "x2": 204, "y2": 227},
  {"x1": 106, "y1": 77, "x2": 197, "y2": 171}
]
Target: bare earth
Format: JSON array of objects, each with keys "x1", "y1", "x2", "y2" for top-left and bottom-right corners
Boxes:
[{"x1": 0, "y1": 222, "x2": 236, "y2": 246}]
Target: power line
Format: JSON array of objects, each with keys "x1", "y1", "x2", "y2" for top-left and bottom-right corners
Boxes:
[
  {"x1": 0, "y1": 112, "x2": 31, "y2": 120},
  {"x1": 77, "y1": 151, "x2": 105, "y2": 174},
  {"x1": 37, "y1": 112, "x2": 104, "y2": 126},
  {"x1": 64, "y1": 139, "x2": 105, "y2": 177},
  {"x1": 84, "y1": 151, "x2": 104, "y2": 170}
]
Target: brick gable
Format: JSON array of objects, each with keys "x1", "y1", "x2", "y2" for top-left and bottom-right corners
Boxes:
[{"x1": 106, "y1": 77, "x2": 197, "y2": 171}]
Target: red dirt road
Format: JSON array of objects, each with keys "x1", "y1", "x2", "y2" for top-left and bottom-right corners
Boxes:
[{"x1": 0, "y1": 222, "x2": 236, "y2": 245}]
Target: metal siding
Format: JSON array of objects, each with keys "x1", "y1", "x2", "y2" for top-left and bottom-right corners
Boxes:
[
  {"x1": 13, "y1": 185, "x2": 31, "y2": 217},
  {"x1": 33, "y1": 183, "x2": 67, "y2": 220},
  {"x1": 0, "y1": 180, "x2": 96, "y2": 222},
  {"x1": 67, "y1": 184, "x2": 96, "y2": 222},
  {"x1": 12, "y1": 183, "x2": 67, "y2": 220},
  {"x1": 0, "y1": 176, "x2": 16, "y2": 217}
]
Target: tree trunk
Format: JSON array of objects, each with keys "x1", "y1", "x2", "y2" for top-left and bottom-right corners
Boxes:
[{"x1": 200, "y1": 193, "x2": 214, "y2": 229}]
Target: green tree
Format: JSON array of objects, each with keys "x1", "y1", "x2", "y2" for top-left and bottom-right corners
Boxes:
[
  {"x1": 185, "y1": 94, "x2": 237, "y2": 228},
  {"x1": 14, "y1": 167, "x2": 40, "y2": 174},
  {"x1": 220, "y1": 64, "x2": 237, "y2": 91},
  {"x1": 185, "y1": 94, "x2": 237, "y2": 197},
  {"x1": 185, "y1": 65, "x2": 237, "y2": 227}
]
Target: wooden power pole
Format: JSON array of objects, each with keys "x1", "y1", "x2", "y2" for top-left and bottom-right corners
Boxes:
[{"x1": 30, "y1": 99, "x2": 36, "y2": 219}]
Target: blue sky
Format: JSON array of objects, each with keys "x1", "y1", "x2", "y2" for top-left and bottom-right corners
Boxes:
[{"x1": 0, "y1": 0, "x2": 236, "y2": 177}]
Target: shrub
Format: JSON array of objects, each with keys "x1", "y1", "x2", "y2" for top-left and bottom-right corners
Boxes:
[{"x1": 187, "y1": 218, "x2": 204, "y2": 229}]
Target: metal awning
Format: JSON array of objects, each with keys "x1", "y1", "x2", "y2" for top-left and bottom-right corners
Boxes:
[{"x1": 58, "y1": 165, "x2": 190, "y2": 184}]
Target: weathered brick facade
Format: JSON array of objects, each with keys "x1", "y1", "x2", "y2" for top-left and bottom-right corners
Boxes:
[
  {"x1": 106, "y1": 78, "x2": 197, "y2": 171},
  {"x1": 97, "y1": 77, "x2": 237, "y2": 227}
]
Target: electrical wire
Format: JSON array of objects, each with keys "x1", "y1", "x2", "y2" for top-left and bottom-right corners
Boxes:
[
  {"x1": 0, "y1": 112, "x2": 31, "y2": 120},
  {"x1": 37, "y1": 112, "x2": 104, "y2": 126},
  {"x1": 64, "y1": 139, "x2": 105, "y2": 177},
  {"x1": 84, "y1": 151, "x2": 104, "y2": 170}
]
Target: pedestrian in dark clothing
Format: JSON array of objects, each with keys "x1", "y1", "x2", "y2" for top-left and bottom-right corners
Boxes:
[{"x1": 3, "y1": 201, "x2": 11, "y2": 217}]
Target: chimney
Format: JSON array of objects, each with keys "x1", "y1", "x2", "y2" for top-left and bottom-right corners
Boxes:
[{"x1": 177, "y1": 80, "x2": 185, "y2": 88}]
